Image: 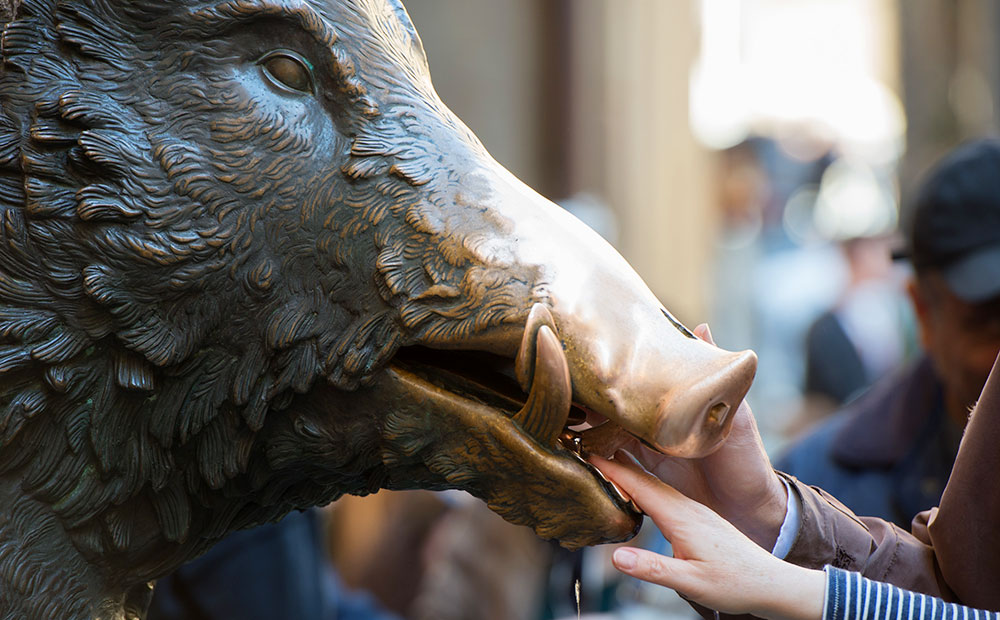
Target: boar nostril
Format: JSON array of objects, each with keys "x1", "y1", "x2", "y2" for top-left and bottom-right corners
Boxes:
[{"x1": 706, "y1": 402, "x2": 730, "y2": 427}]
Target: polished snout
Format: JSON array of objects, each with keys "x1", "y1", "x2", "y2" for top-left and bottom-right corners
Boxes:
[
  {"x1": 488, "y1": 166, "x2": 757, "y2": 457},
  {"x1": 556, "y1": 301, "x2": 757, "y2": 458},
  {"x1": 648, "y1": 347, "x2": 757, "y2": 456}
]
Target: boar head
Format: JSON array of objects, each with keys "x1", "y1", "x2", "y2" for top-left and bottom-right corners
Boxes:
[{"x1": 0, "y1": 0, "x2": 755, "y2": 616}]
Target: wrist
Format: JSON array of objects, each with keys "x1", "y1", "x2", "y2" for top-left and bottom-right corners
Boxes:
[
  {"x1": 730, "y1": 473, "x2": 788, "y2": 550},
  {"x1": 752, "y1": 563, "x2": 825, "y2": 620}
]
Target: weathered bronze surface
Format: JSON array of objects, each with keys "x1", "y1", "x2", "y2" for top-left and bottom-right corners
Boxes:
[{"x1": 0, "y1": 0, "x2": 756, "y2": 617}]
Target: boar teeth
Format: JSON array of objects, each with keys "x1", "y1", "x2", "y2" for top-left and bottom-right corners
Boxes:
[
  {"x1": 515, "y1": 303, "x2": 557, "y2": 392},
  {"x1": 512, "y1": 325, "x2": 571, "y2": 446}
]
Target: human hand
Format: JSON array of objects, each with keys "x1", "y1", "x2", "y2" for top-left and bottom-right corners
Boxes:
[
  {"x1": 617, "y1": 324, "x2": 788, "y2": 550},
  {"x1": 593, "y1": 454, "x2": 824, "y2": 620}
]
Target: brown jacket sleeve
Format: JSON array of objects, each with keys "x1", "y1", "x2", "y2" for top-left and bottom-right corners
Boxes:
[
  {"x1": 783, "y1": 351, "x2": 1000, "y2": 610},
  {"x1": 780, "y1": 473, "x2": 951, "y2": 598},
  {"x1": 692, "y1": 473, "x2": 953, "y2": 620}
]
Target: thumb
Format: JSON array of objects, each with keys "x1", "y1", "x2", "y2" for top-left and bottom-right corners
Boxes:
[{"x1": 612, "y1": 546, "x2": 690, "y2": 591}]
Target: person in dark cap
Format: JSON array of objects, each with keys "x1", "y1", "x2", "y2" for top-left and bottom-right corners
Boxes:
[{"x1": 778, "y1": 138, "x2": 1000, "y2": 528}]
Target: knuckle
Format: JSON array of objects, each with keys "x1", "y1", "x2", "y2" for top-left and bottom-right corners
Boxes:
[{"x1": 641, "y1": 553, "x2": 670, "y2": 580}]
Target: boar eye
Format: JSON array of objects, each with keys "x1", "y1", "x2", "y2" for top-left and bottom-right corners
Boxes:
[{"x1": 258, "y1": 50, "x2": 314, "y2": 95}]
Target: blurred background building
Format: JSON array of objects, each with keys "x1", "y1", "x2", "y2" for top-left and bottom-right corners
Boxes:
[{"x1": 327, "y1": 1, "x2": 1000, "y2": 618}]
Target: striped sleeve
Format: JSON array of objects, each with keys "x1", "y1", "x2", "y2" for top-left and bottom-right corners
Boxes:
[{"x1": 824, "y1": 567, "x2": 1000, "y2": 620}]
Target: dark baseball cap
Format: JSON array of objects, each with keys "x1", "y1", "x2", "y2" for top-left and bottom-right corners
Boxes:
[{"x1": 903, "y1": 138, "x2": 1000, "y2": 303}]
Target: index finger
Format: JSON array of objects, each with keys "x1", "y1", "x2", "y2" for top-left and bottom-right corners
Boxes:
[{"x1": 591, "y1": 453, "x2": 699, "y2": 532}]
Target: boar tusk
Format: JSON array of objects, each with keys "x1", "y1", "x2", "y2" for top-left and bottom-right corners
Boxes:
[
  {"x1": 514, "y1": 303, "x2": 557, "y2": 392},
  {"x1": 512, "y1": 325, "x2": 571, "y2": 446}
]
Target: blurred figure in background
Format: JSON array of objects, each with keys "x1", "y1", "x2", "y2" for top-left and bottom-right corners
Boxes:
[
  {"x1": 710, "y1": 136, "x2": 839, "y2": 441},
  {"x1": 410, "y1": 498, "x2": 551, "y2": 620},
  {"x1": 149, "y1": 509, "x2": 400, "y2": 620},
  {"x1": 801, "y1": 234, "x2": 913, "y2": 412},
  {"x1": 778, "y1": 139, "x2": 1000, "y2": 528}
]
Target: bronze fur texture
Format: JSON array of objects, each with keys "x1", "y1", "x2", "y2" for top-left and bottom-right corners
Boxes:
[{"x1": 0, "y1": 1, "x2": 757, "y2": 617}]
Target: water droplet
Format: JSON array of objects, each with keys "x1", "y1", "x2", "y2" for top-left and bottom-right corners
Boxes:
[{"x1": 575, "y1": 578, "x2": 581, "y2": 619}]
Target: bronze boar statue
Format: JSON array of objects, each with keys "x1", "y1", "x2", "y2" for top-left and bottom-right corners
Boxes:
[{"x1": 0, "y1": 0, "x2": 757, "y2": 617}]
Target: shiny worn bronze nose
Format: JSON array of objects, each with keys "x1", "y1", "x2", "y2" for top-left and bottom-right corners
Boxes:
[
  {"x1": 478, "y1": 166, "x2": 759, "y2": 460},
  {"x1": 650, "y1": 348, "x2": 758, "y2": 457}
]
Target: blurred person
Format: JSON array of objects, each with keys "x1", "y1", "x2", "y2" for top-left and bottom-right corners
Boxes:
[
  {"x1": 725, "y1": 135, "x2": 844, "y2": 444},
  {"x1": 410, "y1": 497, "x2": 551, "y2": 620},
  {"x1": 710, "y1": 140, "x2": 770, "y2": 354},
  {"x1": 326, "y1": 490, "x2": 451, "y2": 616},
  {"x1": 778, "y1": 138, "x2": 1000, "y2": 527},
  {"x1": 148, "y1": 509, "x2": 401, "y2": 620},
  {"x1": 710, "y1": 135, "x2": 846, "y2": 456},
  {"x1": 802, "y1": 234, "x2": 911, "y2": 409}
]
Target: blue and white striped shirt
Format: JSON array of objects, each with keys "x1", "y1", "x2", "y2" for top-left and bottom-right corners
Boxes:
[{"x1": 825, "y1": 567, "x2": 1000, "y2": 620}]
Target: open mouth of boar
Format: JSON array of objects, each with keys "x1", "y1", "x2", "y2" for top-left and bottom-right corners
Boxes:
[{"x1": 390, "y1": 303, "x2": 643, "y2": 517}]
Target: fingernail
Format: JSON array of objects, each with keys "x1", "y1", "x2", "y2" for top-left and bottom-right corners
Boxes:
[{"x1": 613, "y1": 547, "x2": 638, "y2": 570}]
